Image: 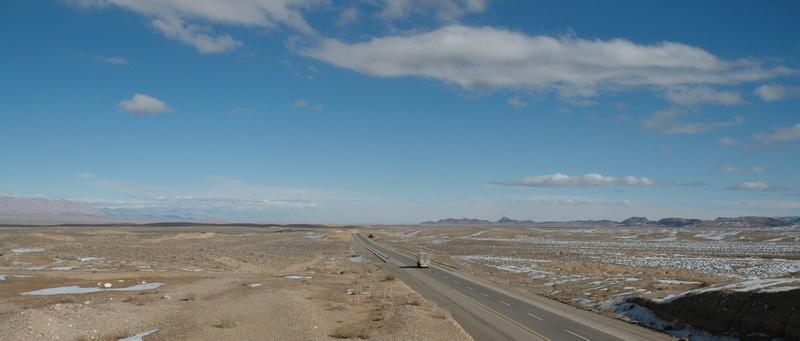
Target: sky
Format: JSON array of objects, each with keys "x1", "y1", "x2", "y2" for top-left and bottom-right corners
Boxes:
[{"x1": 1, "y1": 0, "x2": 799, "y2": 224}]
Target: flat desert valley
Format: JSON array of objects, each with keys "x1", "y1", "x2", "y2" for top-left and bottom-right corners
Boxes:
[{"x1": 1, "y1": 223, "x2": 799, "y2": 340}]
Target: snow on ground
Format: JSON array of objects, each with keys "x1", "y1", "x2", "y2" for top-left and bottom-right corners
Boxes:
[
  {"x1": 79, "y1": 257, "x2": 104, "y2": 262},
  {"x1": 462, "y1": 234, "x2": 800, "y2": 257},
  {"x1": 457, "y1": 255, "x2": 552, "y2": 278},
  {"x1": 284, "y1": 275, "x2": 312, "y2": 280},
  {"x1": 614, "y1": 302, "x2": 736, "y2": 341},
  {"x1": 694, "y1": 231, "x2": 741, "y2": 241},
  {"x1": 0, "y1": 275, "x2": 5, "y2": 281},
  {"x1": 118, "y1": 329, "x2": 158, "y2": 341},
  {"x1": 657, "y1": 279, "x2": 702, "y2": 285},
  {"x1": 12, "y1": 248, "x2": 46, "y2": 254},
  {"x1": 20, "y1": 282, "x2": 163, "y2": 296},
  {"x1": 393, "y1": 230, "x2": 422, "y2": 238},
  {"x1": 656, "y1": 278, "x2": 800, "y2": 303},
  {"x1": 593, "y1": 256, "x2": 800, "y2": 279}
]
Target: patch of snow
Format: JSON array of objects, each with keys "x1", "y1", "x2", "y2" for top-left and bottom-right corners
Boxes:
[
  {"x1": 179, "y1": 268, "x2": 204, "y2": 272},
  {"x1": 248, "y1": 283, "x2": 262, "y2": 288},
  {"x1": 285, "y1": 275, "x2": 311, "y2": 280},
  {"x1": 20, "y1": 282, "x2": 163, "y2": 296},
  {"x1": 0, "y1": 275, "x2": 5, "y2": 281},
  {"x1": 694, "y1": 231, "x2": 740, "y2": 241},
  {"x1": 393, "y1": 230, "x2": 422, "y2": 238},
  {"x1": 348, "y1": 256, "x2": 367, "y2": 263},
  {"x1": 79, "y1": 257, "x2": 104, "y2": 262},
  {"x1": 657, "y1": 279, "x2": 702, "y2": 285},
  {"x1": 50, "y1": 266, "x2": 75, "y2": 271},
  {"x1": 656, "y1": 278, "x2": 800, "y2": 303},
  {"x1": 119, "y1": 329, "x2": 158, "y2": 341},
  {"x1": 616, "y1": 302, "x2": 736, "y2": 340},
  {"x1": 12, "y1": 248, "x2": 46, "y2": 254}
]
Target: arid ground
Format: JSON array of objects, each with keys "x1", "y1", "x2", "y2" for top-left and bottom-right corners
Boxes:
[{"x1": 0, "y1": 226, "x2": 472, "y2": 341}]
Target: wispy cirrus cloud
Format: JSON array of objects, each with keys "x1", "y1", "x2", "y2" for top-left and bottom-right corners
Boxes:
[
  {"x1": 642, "y1": 109, "x2": 743, "y2": 134},
  {"x1": 664, "y1": 86, "x2": 743, "y2": 106},
  {"x1": 754, "y1": 83, "x2": 800, "y2": 102},
  {"x1": 95, "y1": 55, "x2": 128, "y2": 65},
  {"x1": 727, "y1": 181, "x2": 775, "y2": 191},
  {"x1": 754, "y1": 122, "x2": 800, "y2": 145},
  {"x1": 62, "y1": 0, "x2": 323, "y2": 53},
  {"x1": 720, "y1": 165, "x2": 766, "y2": 173},
  {"x1": 376, "y1": 0, "x2": 489, "y2": 22}
]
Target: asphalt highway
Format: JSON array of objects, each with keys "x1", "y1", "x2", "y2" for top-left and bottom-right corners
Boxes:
[{"x1": 356, "y1": 234, "x2": 670, "y2": 341}]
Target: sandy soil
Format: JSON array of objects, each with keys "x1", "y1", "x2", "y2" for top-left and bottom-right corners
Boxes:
[{"x1": 0, "y1": 227, "x2": 473, "y2": 341}]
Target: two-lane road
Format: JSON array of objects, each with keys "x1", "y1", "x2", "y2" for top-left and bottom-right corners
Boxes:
[{"x1": 356, "y1": 234, "x2": 670, "y2": 341}]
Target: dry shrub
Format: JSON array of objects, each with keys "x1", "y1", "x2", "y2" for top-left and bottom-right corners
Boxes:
[
  {"x1": 213, "y1": 318, "x2": 237, "y2": 329},
  {"x1": 429, "y1": 308, "x2": 450, "y2": 320},
  {"x1": 330, "y1": 322, "x2": 370, "y2": 339},
  {"x1": 404, "y1": 294, "x2": 421, "y2": 306},
  {"x1": 384, "y1": 273, "x2": 396, "y2": 281}
]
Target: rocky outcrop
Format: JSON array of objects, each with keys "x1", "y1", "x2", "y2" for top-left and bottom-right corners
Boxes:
[{"x1": 630, "y1": 286, "x2": 800, "y2": 340}]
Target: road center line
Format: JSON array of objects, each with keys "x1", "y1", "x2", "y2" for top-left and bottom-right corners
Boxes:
[
  {"x1": 481, "y1": 292, "x2": 490, "y2": 297},
  {"x1": 527, "y1": 312, "x2": 543, "y2": 321},
  {"x1": 466, "y1": 286, "x2": 473, "y2": 290},
  {"x1": 564, "y1": 329, "x2": 590, "y2": 341},
  {"x1": 499, "y1": 300, "x2": 511, "y2": 307}
]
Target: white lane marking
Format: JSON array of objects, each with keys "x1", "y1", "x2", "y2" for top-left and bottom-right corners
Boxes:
[
  {"x1": 564, "y1": 329, "x2": 590, "y2": 341},
  {"x1": 527, "y1": 312, "x2": 543, "y2": 321},
  {"x1": 498, "y1": 300, "x2": 511, "y2": 307},
  {"x1": 481, "y1": 292, "x2": 490, "y2": 297},
  {"x1": 466, "y1": 286, "x2": 474, "y2": 290}
]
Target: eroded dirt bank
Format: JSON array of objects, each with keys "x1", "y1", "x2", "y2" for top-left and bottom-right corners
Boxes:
[{"x1": 630, "y1": 286, "x2": 800, "y2": 340}]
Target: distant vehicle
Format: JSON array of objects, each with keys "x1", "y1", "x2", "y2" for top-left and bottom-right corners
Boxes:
[
  {"x1": 417, "y1": 252, "x2": 431, "y2": 268},
  {"x1": 367, "y1": 233, "x2": 374, "y2": 239}
]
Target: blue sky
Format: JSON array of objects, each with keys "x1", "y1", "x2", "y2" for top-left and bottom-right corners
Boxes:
[{"x1": 1, "y1": 0, "x2": 799, "y2": 223}]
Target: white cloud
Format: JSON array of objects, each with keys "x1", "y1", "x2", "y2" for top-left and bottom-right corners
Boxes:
[
  {"x1": 95, "y1": 55, "x2": 128, "y2": 65},
  {"x1": 718, "y1": 136, "x2": 740, "y2": 146},
  {"x1": 497, "y1": 172, "x2": 655, "y2": 188},
  {"x1": 506, "y1": 96, "x2": 527, "y2": 109},
  {"x1": 720, "y1": 166, "x2": 766, "y2": 173},
  {"x1": 377, "y1": 0, "x2": 488, "y2": 21},
  {"x1": 665, "y1": 86, "x2": 743, "y2": 106},
  {"x1": 292, "y1": 98, "x2": 323, "y2": 111},
  {"x1": 64, "y1": 0, "x2": 324, "y2": 53},
  {"x1": 642, "y1": 110, "x2": 742, "y2": 134},
  {"x1": 729, "y1": 181, "x2": 772, "y2": 191},
  {"x1": 337, "y1": 6, "x2": 360, "y2": 27},
  {"x1": 754, "y1": 122, "x2": 800, "y2": 144},
  {"x1": 118, "y1": 93, "x2": 171, "y2": 115},
  {"x1": 305, "y1": 26, "x2": 790, "y2": 99},
  {"x1": 754, "y1": 83, "x2": 800, "y2": 102},
  {"x1": 150, "y1": 16, "x2": 242, "y2": 53},
  {"x1": 755, "y1": 84, "x2": 785, "y2": 101}
]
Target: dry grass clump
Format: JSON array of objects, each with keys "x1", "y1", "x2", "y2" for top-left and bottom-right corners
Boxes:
[
  {"x1": 213, "y1": 318, "x2": 237, "y2": 329},
  {"x1": 383, "y1": 273, "x2": 396, "y2": 281},
  {"x1": 329, "y1": 321, "x2": 370, "y2": 339}
]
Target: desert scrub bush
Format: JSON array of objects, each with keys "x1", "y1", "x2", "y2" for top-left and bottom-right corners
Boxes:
[
  {"x1": 213, "y1": 318, "x2": 237, "y2": 329},
  {"x1": 384, "y1": 273, "x2": 396, "y2": 281},
  {"x1": 330, "y1": 322, "x2": 370, "y2": 339}
]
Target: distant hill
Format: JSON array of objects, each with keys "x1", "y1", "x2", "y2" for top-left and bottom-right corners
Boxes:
[{"x1": 421, "y1": 215, "x2": 800, "y2": 228}]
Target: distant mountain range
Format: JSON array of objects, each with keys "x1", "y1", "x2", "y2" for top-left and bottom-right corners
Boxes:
[
  {"x1": 420, "y1": 216, "x2": 800, "y2": 228},
  {"x1": 0, "y1": 196, "x2": 197, "y2": 224}
]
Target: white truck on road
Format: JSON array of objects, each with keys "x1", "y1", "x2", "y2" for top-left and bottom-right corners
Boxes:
[{"x1": 417, "y1": 252, "x2": 431, "y2": 268}]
